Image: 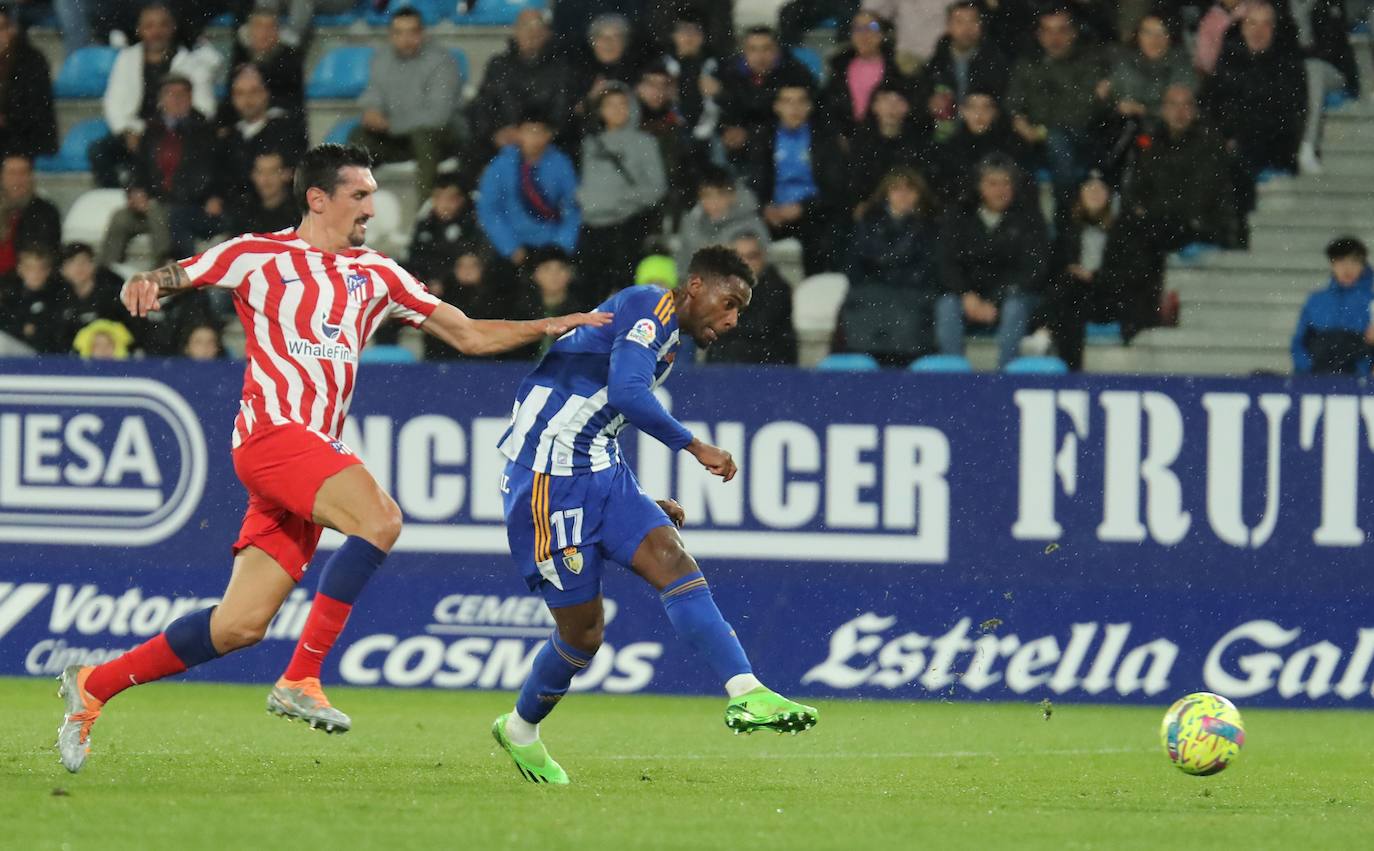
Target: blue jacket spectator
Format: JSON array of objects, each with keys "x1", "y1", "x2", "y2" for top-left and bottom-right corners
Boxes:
[
  {"x1": 476, "y1": 112, "x2": 581, "y2": 265},
  {"x1": 1291, "y1": 237, "x2": 1374, "y2": 375}
]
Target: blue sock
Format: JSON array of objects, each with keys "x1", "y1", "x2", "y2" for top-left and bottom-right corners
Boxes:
[
  {"x1": 165, "y1": 606, "x2": 221, "y2": 667},
  {"x1": 515, "y1": 632, "x2": 595, "y2": 724},
  {"x1": 660, "y1": 572, "x2": 753, "y2": 684},
  {"x1": 318, "y1": 536, "x2": 387, "y2": 604}
]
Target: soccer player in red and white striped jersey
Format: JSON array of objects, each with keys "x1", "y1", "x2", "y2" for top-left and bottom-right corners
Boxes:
[{"x1": 55, "y1": 144, "x2": 612, "y2": 773}]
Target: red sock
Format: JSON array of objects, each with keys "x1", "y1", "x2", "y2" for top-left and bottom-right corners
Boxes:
[
  {"x1": 84, "y1": 634, "x2": 188, "y2": 703},
  {"x1": 281, "y1": 594, "x2": 352, "y2": 682}
]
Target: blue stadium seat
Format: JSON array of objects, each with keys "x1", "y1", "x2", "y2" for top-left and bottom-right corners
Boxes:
[
  {"x1": 360, "y1": 344, "x2": 418, "y2": 363},
  {"x1": 325, "y1": 116, "x2": 361, "y2": 145},
  {"x1": 459, "y1": 0, "x2": 548, "y2": 26},
  {"x1": 36, "y1": 118, "x2": 110, "y2": 173},
  {"x1": 53, "y1": 46, "x2": 119, "y2": 99},
  {"x1": 1173, "y1": 242, "x2": 1219, "y2": 264},
  {"x1": 1324, "y1": 90, "x2": 1353, "y2": 110},
  {"x1": 209, "y1": 12, "x2": 236, "y2": 27},
  {"x1": 909, "y1": 354, "x2": 973, "y2": 372},
  {"x1": 817, "y1": 352, "x2": 880, "y2": 371},
  {"x1": 1005, "y1": 356, "x2": 1069, "y2": 374},
  {"x1": 306, "y1": 45, "x2": 375, "y2": 99},
  {"x1": 1085, "y1": 322, "x2": 1122, "y2": 343},
  {"x1": 791, "y1": 45, "x2": 824, "y2": 81}
]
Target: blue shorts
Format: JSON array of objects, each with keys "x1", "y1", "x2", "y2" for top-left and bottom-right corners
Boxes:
[{"x1": 502, "y1": 460, "x2": 672, "y2": 608}]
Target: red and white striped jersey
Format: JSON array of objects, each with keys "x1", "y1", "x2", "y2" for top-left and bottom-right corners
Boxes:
[{"x1": 178, "y1": 229, "x2": 441, "y2": 447}]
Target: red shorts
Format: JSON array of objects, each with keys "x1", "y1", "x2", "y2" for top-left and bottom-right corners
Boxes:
[{"x1": 231, "y1": 423, "x2": 363, "y2": 581}]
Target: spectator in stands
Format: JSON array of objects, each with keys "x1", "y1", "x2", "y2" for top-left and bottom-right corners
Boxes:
[
  {"x1": 90, "y1": 3, "x2": 221, "y2": 189},
  {"x1": 862, "y1": 0, "x2": 948, "y2": 74},
  {"x1": 98, "y1": 186, "x2": 172, "y2": 268},
  {"x1": 1105, "y1": 16, "x2": 1195, "y2": 125},
  {"x1": 475, "y1": 109, "x2": 580, "y2": 270},
  {"x1": 218, "y1": 64, "x2": 305, "y2": 214},
  {"x1": 848, "y1": 83, "x2": 930, "y2": 220},
  {"x1": 132, "y1": 74, "x2": 220, "y2": 258},
  {"x1": 181, "y1": 321, "x2": 222, "y2": 360},
  {"x1": 936, "y1": 155, "x2": 1049, "y2": 368},
  {"x1": 0, "y1": 244, "x2": 66, "y2": 353},
  {"x1": 662, "y1": 10, "x2": 720, "y2": 145},
  {"x1": 422, "y1": 243, "x2": 518, "y2": 361},
  {"x1": 0, "y1": 153, "x2": 60, "y2": 276},
  {"x1": 1005, "y1": 8, "x2": 1109, "y2": 215},
  {"x1": 577, "y1": 83, "x2": 667, "y2": 297},
  {"x1": 1292, "y1": 237, "x2": 1374, "y2": 375},
  {"x1": 778, "y1": 0, "x2": 860, "y2": 47},
  {"x1": 570, "y1": 14, "x2": 646, "y2": 135},
  {"x1": 1205, "y1": 2, "x2": 1306, "y2": 218},
  {"x1": 72, "y1": 318, "x2": 134, "y2": 359},
  {"x1": 512, "y1": 245, "x2": 592, "y2": 358},
  {"x1": 1042, "y1": 174, "x2": 1150, "y2": 371},
  {"x1": 0, "y1": 8, "x2": 56, "y2": 159},
  {"x1": 1196, "y1": 0, "x2": 1252, "y2": 76},
  {"x1": 919, "y1": 2, "x2": 1010, "y2": 141},
  {"x1": 674, "y1": 164, "x2": 768, "y2": 277},
  {"x1": 225, "y1": 150, "x2": 296, "y2": 235},
  {"x1": 635, "y1": 60, "x2": 690, "y2": 223},
  {"x1": 468, "y1": 8, "x2": 574, "y2": 163},
  {"x1": 222, "y1": 8, "x2": 306, "y2": 130},
  {"x1": 838, "y1": 167, "x2": 940, "y2": 366},
  {"x1": 407, "y1": 173, "x2": 478, "y2": 286},
  {"x1": 1288, "y1": 0, "x2": 1361, "y2": 174},
  {"x1": 745, "y1": 84, "x2": 846, "y2": 277},
  {"x1": 818, "y1": 10, "x2": 901, "y2": 139},
  {"x1": 350, "y1": 8, "x2": 464, "y2": 201},
  {"x1": 55, "y1": 242, "x2": 126, "y2": 353},
  {"x1": 550, "y1": 0, "x2": 644, "y2": 51},
  {"x1": 1128, "y1": 85, "x2": 1238, "y2": 251},
  {"x1": 642, "y1": 0, "x2": 733, "y2": 56},
  {"x1": 250, "y1": 0, "x2": 358, "y2": 48},
  {"x1": 704, "y1": 232, "x2": 797, "y2": 365},
  {"x1": 718, "y1": 26, "x2": 815, "y2": 164},
  {"x1": 928, "y1": 90, "x2": 1033, "y2": 206}
]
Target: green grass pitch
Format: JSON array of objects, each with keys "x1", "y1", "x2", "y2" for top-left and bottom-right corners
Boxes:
[{"x1": 3, "y1": 677, "x2": 1371, "y2": 849}]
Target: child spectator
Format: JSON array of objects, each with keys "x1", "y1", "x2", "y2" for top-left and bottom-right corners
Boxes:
[
  {"x1": 424, "y1": 244, "x2": 516, "y2": 361},
  {"x1": 475, "y1": 109, "x2": 581, "y2": 271},
  {"x1": 181, "y1": 322, "x2": 223, "y2": 360},
  {"x1": 514, "y1": 246, "x2": 593, "y2": 359},
  {"x1": 674, "y1": 165, "x2": 769, "y2": 278},
  {"x1": 0, "y1": 245, "x2": 67, "y2": 353},
  {"x1": 55, "y1": 243, "x2": 128, "y2": 353},
  {"x1": 407, "y1": 174, "x2": 478, "y2": 286},
  {"x1": 1292, "y1": 237, "x2": 1374, "y2": 375},
  {"x1": 73, "y1": 319, "x2": 135, "y2": 360},
  {"x1": 847, "y1": 83, "x2": 930, "y2": 220}
]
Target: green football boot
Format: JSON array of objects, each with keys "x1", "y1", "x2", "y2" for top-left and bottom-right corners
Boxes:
[
  {"x1": 491, "y1": 713, "x2": 570, "y2": 785},
  {"x1": 725, "y1": 687, "x2": 819, "y2": 735}
]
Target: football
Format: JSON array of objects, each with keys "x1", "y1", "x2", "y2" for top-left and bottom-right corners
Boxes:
[{"x1": 1160, "y1": 692, "x2": 1247, "y2": 776}]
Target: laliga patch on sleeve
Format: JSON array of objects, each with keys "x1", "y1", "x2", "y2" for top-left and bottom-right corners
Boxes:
[{"x1": 626, "y1": 318, "x2": 658, "y2": 348}]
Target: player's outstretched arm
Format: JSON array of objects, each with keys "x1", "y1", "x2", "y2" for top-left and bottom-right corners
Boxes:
[
  {"x1": 420, "y1": 302, "x2": 612, "y2": 356},
  {"x1": 120, "y1": 263, "x2": 194, "y2": 318}
]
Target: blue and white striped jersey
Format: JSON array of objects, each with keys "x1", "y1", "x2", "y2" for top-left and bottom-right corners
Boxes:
[{"x1": 498, "y1": 285, "x2": 692, "y2": 475}]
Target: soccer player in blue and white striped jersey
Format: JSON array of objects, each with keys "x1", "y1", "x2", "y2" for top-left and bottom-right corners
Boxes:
[{"x1": 491, "y1": 246, "x2": 819, "y2": 784}]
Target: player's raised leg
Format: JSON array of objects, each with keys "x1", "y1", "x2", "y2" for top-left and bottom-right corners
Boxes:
[
  {"x1": 630, "y1": 525, "x2": 819, "y2": 735},
  {"x1": 269, "y1": 464, "x2": 400, "y2": 733},
  {"x1": 493, "y1": 597, "x2": 602, "y2": 785},
  {"x1": 57, "y1": 547, "x2": 296, "y2": 773}
]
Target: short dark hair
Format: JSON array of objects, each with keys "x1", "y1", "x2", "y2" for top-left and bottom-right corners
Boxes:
[
  {"x1": 60, "y1": 242, "x2": 96, "y2": 264},
  {"x1": 390, "y1": 7, "x2": 423, "y2": 26},
  {"x1": 431, "y1": 172, "x2": 465, "y2": 193},
  {"x1": 696, "y1": 164, "x2": 736, "y2": 193},
  {"x1": 294, "y1": 143, "x2": 374, "y2": 213},
  {"x1": 525, "y1": 244, "x2": 572, "y2": 269},
  {"x1": 18, "y1": 243, "x2": 54, "y2": 264},
  {"x1": 159, "y1": 72, "x2": 193, "y2": 93},
  {"x1": 688, "y1": 245, "x2": 754, "y2": 289},
  {"x1": 743, "y1": 24, "x2": 778, "y2": 42},
  {"x1": 1326, "y1": 236, "x2": 1369, "y2": 262}
]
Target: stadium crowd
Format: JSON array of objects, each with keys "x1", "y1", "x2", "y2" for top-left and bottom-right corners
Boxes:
[{"x1": 0, "y1": 0, "x2": 1368, "y2": 370}]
